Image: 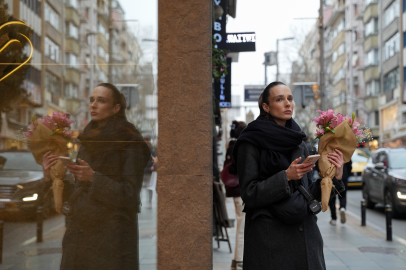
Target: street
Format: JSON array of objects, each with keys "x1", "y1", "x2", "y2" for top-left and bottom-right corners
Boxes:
[{"x1": 344, "y1": 189, "x2": 406, "y2": 241}]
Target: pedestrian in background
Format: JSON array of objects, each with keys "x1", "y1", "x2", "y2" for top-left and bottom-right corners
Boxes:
[
  {"x1": 233, "y1": 82, "x2": 345, "y2": 270},
  {"x1": 143, "y1": 136, "x2": 156, "y2": 209},
  {"x1": 44, "y1": 83, "x2": 150, "y2": 270},
  {"x1": 221, "y1": 120, "x2": 246, "y2": 270},
  {"x1": 329, "y1": 160, "x2": 352, "y2": 225}
]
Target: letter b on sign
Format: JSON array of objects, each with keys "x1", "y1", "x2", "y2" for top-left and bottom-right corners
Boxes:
[{"x1": 214, "y1": 22, "x2": 221, "y2": 31}]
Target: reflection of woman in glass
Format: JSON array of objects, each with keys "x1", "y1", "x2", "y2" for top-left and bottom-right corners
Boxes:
[{"x1": 45, "y1": 83, "x2": 150, "y2": 270}]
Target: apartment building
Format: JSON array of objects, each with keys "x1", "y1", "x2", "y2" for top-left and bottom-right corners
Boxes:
[{"x1": 0, "y1": 0, "x2": 150, "y2": 149}]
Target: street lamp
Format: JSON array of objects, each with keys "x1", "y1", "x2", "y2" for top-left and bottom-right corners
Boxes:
[{"x1": 276, "y1": 37, "x2": 294, "y2": 81}]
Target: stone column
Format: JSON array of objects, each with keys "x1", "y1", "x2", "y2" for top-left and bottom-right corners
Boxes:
[{"x1": 157, "y1": 1, "x2": 213, "y2": 270}]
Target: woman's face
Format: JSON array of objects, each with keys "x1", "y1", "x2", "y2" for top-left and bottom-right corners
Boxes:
[
  {"x1": 263, "y1": 84, "x2": 294, "y2": 124},
  {"x1": 89, "y1": 86, "x2": 120, "y2": 123}
]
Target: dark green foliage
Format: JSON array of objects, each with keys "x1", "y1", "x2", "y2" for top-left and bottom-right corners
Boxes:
[{"x1": 212, "y1": 37, "x2": 228, "y2": 81}]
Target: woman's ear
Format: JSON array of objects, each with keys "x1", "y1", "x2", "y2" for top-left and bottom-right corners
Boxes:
[
  {"x1": 114, "y1": 104, "x2": 121, "y2": 114},
  {"x1": 262, "y1": 103, "x2": 269, "y2": 113}
]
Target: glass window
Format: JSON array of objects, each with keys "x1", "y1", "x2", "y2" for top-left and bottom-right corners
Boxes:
[
  {"x1": 402, "y1": 112, "x2": 406, "y2": 124},
  {"x1": 98, "y1": 22, "x2": 109, "y2": 39},
  {"x1": 383, "y1": 68, "x2": 400, "y2": 93},
  {"x1": 365, "y1": 0, "x2": 378, "y2": 6},
  {"x1": 352, "y1": 153, "x2": 369, "y2": 163},
  {"x1": 66, "y1": 0, "x2": 78, "y2": 9},
  {"x1": 366, "y1": 49, "x2": 379, "y2": 66},
  {"x1": 45, "y1": 72, "x2": 61, "y2": 95},
  {"x1": 365, "y1": 18, "x2": 378, "y2": 37},
  {"x1": 0, "y1": 152, "x2": 43, "y2": 171},
  {"x1": 389, "y1": 151, "x2": 406, "y2": 169},
  {"x1": 44, "y1": 2, "x2": 60, "y2": 30},
  {"x1": 65, "y1": 53, "x2": 78, "y2": 68},
  {"x1": 65, "y1": 83, "x2": 79, "y2": 99},
  {"x1": 66, "y1": 22, "x2": 79, "y2": 39},
  {"x1": 44, "y1": 37, "x2": 60, "y2": 63},
  {"x1": 98, "y1": 46, "x2": 107, "y2": 61},
  {"x1": 366, "y1": 80, "x2": 380, "y2": 96},
  {"x1": 384, "y1": 32, "x2": 399, "y2": 61},
  {"x1": 383, "y1": 0, "x2": 399, "y2": 28}
]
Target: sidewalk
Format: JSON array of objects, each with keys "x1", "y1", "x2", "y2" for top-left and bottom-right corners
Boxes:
[
  {"x1": 0, "y1": 189, "x2": 157, "y2": 270},
  {"x1": 213, "y1": 197, "x2": 406, "y2": 270}
]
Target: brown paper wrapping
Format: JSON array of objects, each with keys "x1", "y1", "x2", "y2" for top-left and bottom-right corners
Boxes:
[
  {"x1": 318, "y1": 121, "x2": 357, "y2": 212},
  {"x1": 29, "y1": 122, "x2": 68, "y2": 213}
]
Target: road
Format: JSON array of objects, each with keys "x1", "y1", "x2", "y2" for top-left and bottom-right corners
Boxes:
[{"x1": 345, "y1": 189, "x2": 406, "y2": 241}]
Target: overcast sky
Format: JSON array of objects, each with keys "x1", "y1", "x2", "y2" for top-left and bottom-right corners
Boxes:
[{"x1": 119, "y1": 0, "x2": 320, "y2": 117}]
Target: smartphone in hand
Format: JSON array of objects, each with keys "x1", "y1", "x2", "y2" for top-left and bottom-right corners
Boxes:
[
  {"x1": 303, "y1": 154, "x2": 320, "y2": 165},
  {"x1": 59, "y1": 156, "x2": 76, "y2": 166}
]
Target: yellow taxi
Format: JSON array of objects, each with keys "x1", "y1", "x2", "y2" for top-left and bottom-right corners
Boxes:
[{"x1": 348, "y1": 149, "x2": 369, "y2": 188}]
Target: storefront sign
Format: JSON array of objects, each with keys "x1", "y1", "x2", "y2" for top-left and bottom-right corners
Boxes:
[
  {"x1": 244, "y1": 85, "x2": 265, "y2": 102},
  {"x1": 212, "y1": 0, "x2": 227, "y2": 49},
  {"x1": 226, "y1": 32, "x2": 256, "y2": 52},
  {"x1": 214, "y1": 58, "x2": 231, "y2": 108}
]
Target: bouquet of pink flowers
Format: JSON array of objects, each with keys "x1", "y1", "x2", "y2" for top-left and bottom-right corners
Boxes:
[
  {"x1": 311, "y1": 110, "x2": 372, "y2": 212},
  {"x1": 23, "y1": 112, "x2": 75, "y2": 141},
  {"x1": 312, "y1": 109, "x2": 372, "y2": 145},
  {"x1": 23, "y1": 112, "x2": 75, "y2": 213}
]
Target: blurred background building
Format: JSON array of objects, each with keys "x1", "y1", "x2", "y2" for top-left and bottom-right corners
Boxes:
[{"x1": 0, "y1": 0, "x2": 156, "y2": 150}]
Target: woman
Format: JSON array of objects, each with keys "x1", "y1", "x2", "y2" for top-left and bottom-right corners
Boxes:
[
  {"x1": 42, "y1": 83, "x2": 150, "y2": 270},
  {"x1": 232, "y1": 82, "x2": 344, "y2": 270},
  {"x1": 222, "y1": 120, "x2": 246, "y2": 270}
]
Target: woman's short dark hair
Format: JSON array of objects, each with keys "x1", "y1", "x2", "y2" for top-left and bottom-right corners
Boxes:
[
  {"x1": 230, "y1": 120, "x2": 246, "y2": 139},
  {"x1": 97, "y1": 82, "x2": 127, "y2": 118},
  {"x1": 258, "y1": 81, "x2": 286, "y2": 116}
]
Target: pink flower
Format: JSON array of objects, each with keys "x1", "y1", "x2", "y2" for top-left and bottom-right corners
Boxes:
[
  {"x1": 331, "y1": 113, "x2": 344, "y2": 128},
  {"x1": 315, "y1": 128, "x2": 325, "y2": 137},
  {"x1": 312, "y1": 109, "x2": 336, "y2": 127},
  {"x1": 62, "y1": 129, "x2": 73, "y2": 139},
  {"x1": 52, "y1": 112, "x2": 75, "y2": 129},
  {"x1": 39, "y1": 116, "x2": 55, "y2": 130},
  {"x1": 23, "y1": 129, "x2": 34, "y2": 139}
]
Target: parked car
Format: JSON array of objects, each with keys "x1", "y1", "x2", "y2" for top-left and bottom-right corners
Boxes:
[
  {"x1": 0, "y1": 150, "x2": 53, "y2": 217},
  {"x1": 348, "y1": 149, "x2": 369, "y2": 188},
  {"x1": 362, "y1": 148, "x2": 406, "y2": 217}
]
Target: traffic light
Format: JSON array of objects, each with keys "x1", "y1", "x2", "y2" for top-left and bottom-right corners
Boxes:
[{"x1": 312, "y1": 84, "x2": 319, "y2": 99}]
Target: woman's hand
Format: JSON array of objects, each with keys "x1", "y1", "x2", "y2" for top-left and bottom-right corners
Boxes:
[
  {"x1": 285, "y1": 157, "x2": 315, "y2": 181},
  {"x1": 42, "y1": 151, "x2": 59, "y2": 182},
  {"x1": 66, "y1": 158, "x2": 95, "y2": 182},
  {"x1": 328, "y1": 149, "x2": 344, "y2": 180}
]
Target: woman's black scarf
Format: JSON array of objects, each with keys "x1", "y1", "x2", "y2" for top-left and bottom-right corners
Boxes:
[
  {"x1": 233, "y1": 115, "x2": 306, "y2": 180},
  {"x1": 77, "y1": 115, "x2": 149, "y2": 176}
]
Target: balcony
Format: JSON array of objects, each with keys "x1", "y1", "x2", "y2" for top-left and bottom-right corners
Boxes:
[
  {"x1": 65, "y1": 68, "x2": 80, "y2": 85},
  {"x1": 65, "y1": 7, "x2": 80, "y2": 26},
  {"x1": 332, "y1": 54, "x2": 346, "y2": 75},
  {"x1": 332, "y1": 31, "x2": 345, "y2": 52},
  {"x1": 364, "y1": 65, "x2": 379, "y2": 82},
  {"x1": 363, "y1": 3, "x2": 378, "y2": 24},
  {"x1": 97, "y1": 33, "x2": 108, "y2": 51},
  {"x1": 65, "y1": 38, "x2": 80, "y2": 55},
  {"x1": 97, "y1": 56, "x2": 108, "y2": 74},
  {"x1": 364, "y1": 34, "x2": 378, "y2": 52}
]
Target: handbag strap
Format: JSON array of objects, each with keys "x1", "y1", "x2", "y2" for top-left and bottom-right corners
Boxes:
[{"x1": 297, "y1": 185, "x2": 315, "y2": 202}]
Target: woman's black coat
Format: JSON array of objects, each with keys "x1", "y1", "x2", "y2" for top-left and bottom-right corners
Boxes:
[
  {"x1": 236, "y1": 141, "x2": 339, "y2": 270},
  {"x1": 60, "y1": 117, "x2": 150, "y2": 270}
]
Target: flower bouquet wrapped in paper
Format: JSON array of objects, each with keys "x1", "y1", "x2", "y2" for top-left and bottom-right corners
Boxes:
[
  {"x1": 23, "y1": 112, "x2": 74, "y2": 213},
  {"x1": 312, "y1": 110, "x2": 372, "y2": 212}
]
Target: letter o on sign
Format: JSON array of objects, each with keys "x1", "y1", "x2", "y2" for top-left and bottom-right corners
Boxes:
[{"x1": 213, "y1": 33, "x2": 222, "y2": 42}]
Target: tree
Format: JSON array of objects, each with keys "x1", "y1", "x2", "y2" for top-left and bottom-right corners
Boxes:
[{"x1": 0, "y1": 0, "x2": 32, "y2": 115}]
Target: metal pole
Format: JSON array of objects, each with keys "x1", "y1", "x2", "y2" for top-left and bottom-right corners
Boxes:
[
  {"x1": 276, "y1": 39, "x2": 279, "y2": 81},
  {"x1": 361, "y1": 200, "x2": 366, "y2": 226},
  {"x1": 385, "y1": 204, "x2": 392, "y2": 241},
  {"x1": 319, "y1": 0, "x2": 325, "y2": 111},
  {"x1": 0, "y1": 221, "x2": 3, "y2": 264},
  {"x1": 349, "y1": 3, "x2": 354, "y2": 115},
  {"x1": 264, "y1": 55, "x2": 267, "y2": 85},
  {"x1": 108, "y1": 0, "x2": 114, "y2": 83},
  {"x1": 37, "y1": 206, "x2": 43, "y2": 243}
]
